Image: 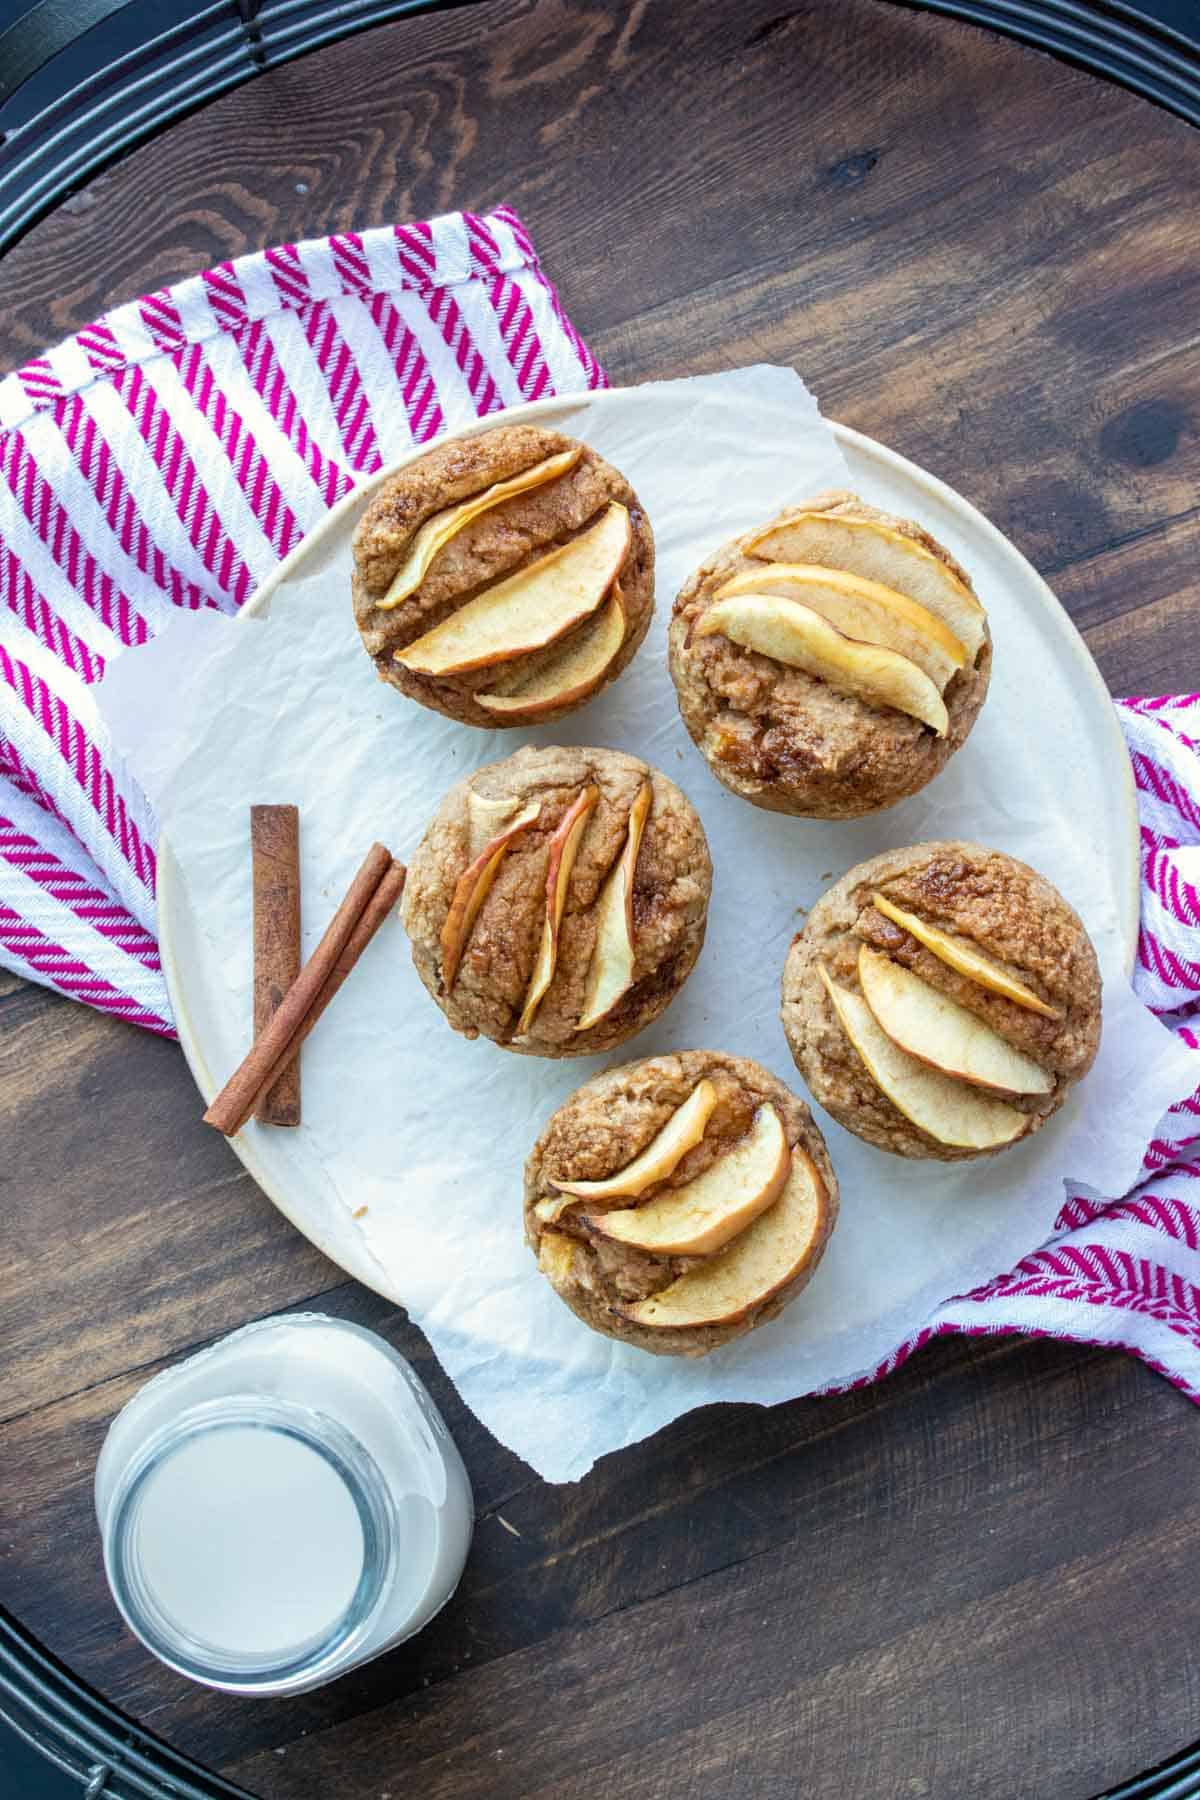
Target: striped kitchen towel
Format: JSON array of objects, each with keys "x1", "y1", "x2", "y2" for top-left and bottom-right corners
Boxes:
[
  {"x1": 2, "y1": 210, "x2": 1199, "y2": 1404},
  {"x1": 0, "y1": 206, "x2": 602, "y2": 1034}
]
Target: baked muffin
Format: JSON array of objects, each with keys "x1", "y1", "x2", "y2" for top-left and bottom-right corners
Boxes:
[
  {"x1": 525, "y1": 1051, "x2": 838, "y2": 1356},
  {"x1": 781, "y1": 843, "x2": 1102, "y2": 1162},
  {"x1": 669, "y1": 489, "x2": 991, "y2": 818},
  {"x1": 402, "y1": 746, "x2": 712, "y2": 1057},
  {"x1": 352, "y1": 424, "x2": 654, "y2": 727}
]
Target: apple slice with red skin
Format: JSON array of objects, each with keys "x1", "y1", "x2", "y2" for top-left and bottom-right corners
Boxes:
[
  {"x1": 440, "y1": 800, "x2": 541, "y2": 992},
  {"x1": 515, "y1": 785, "x2": 600, "y2": 1036},
  {"x1": 576, "y1": 780, "x2": 653, "y2": 1032},
  {"x1": 857, "y1": 947, "x2": 1053, "y2": 1096}
]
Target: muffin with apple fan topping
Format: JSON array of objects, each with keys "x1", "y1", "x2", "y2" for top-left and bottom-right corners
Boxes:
[
  {"x1": 402, "y1": 745, "x2": 712, "y2": 1058},
  {"x1": 669, "y1": 489, "x2": 991, "y2": 818},
  {"x1": 525, "y1": 1050, "x2": 838, "y2": 1355},
  {"x1": 781, "y1": 842, "x2": 1101, "y2": 1161},
  {"x1": 352, "y1": 423, "x2": 654, "y2": 727}
]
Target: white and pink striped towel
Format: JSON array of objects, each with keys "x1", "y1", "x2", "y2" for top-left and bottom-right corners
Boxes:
[{"x1": 3, "y1": 207, "x2": 1199, "y2": 1407}]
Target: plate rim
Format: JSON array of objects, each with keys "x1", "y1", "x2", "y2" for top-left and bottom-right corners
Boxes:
[{"x1": 158, "y1": 385, "x2": 1140, "y2": 1299}]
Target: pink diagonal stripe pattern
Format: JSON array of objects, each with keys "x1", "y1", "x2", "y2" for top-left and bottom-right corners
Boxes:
[
  {"x1": 366, "y1": 293, "x2": 444, "y2": 443},
  {"x1": 425, "y1": 284, "x2": 503, "y2": 416}
]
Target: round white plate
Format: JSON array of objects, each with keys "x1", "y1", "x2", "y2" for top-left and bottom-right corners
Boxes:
[{"x1": 159, "y1": 390, "x2": 1138, "y2": 1312}]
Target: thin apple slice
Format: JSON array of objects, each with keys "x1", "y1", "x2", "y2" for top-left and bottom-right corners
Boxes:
[
  {"x1": 746, "y1": 510, "x2": 986, "y2": 659},
  {"x1": 537, "y1": 1230, "x2": 578, "y2": 1288},
  {"x1": 694, "y1": 595, "x2": 947, "y2": 735},
  {"x1": 516, "y1": 785, "x2": 600, "y2": 1035},
  {"x1": 576, "y1": 780, "x2": 653, "y2": 1032},
  {"x1": 619, "y1": 1144, "x2": 828, "y2": 1330},
  {"x1": 395, "y1": 502, "x2": 630, "y2": 677},
  {"x1": 540, "y1": 1078, "x2": 719, "y2": 1220},
  {"x1": 378, "y1": 446, "x2": 583, "y2": 609},
  {"x1": 465, "y1": 789, "x2": 525, "y2": 860},
  {"x1": 477, "y1": 582, "x2": 627, "y2": 718},
  {"x1": 582, "y1": 1105, "x2": 789, "y2": 1257},
  {"x1": 857, "y1": 947, "x2": 1053, "y2": 1096},
  {"x1": 870, "y1": 892, "x2": 1063, "y2": 1019},
  {"x1": 715, "y1": 564, "x2": 965, "y2": 692},
  {"x1": 818, "y1": 967, "x2": 1027, "y2": 1150},
  {"x1": 441, "y1": 800, "x2": 541, "y2": 991}
]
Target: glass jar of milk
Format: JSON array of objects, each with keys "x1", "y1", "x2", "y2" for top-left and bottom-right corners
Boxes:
[{"x1": 94, "y1": 1314, "x2": 473, "y2": 1695}]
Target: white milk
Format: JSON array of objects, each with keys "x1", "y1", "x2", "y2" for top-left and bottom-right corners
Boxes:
[
  {"x1": 131, "y1": 1425, "x2": 365, "y2": 1661},
  {"x1": 94, "y1": 1315, "x2": 473, "y2": 1694}
]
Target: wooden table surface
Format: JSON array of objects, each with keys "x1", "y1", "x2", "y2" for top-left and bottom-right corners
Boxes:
[{"x1": 3, "y1": 3, "x2": 1200, "y2": 1795}]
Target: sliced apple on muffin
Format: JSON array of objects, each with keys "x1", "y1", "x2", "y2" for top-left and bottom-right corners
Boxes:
[
  {"x1": 745, "y1": 509, "x2": 987, "y2": 658},
  {"x1": 818, "y1": 966, "x2": 1027, "y2": 1151},
  {"x1": 395, "y1": 501, "x2": 630, "y2": 677},
  {"x1": 440, "y1": 799, "x2": 541, "y2": 991},
  {"x1": 541, "y1": 1076, "x2": 719, "y2": 1219},
  {"x1": 516, "y1": 785, "x2": 600, "y2": 1035},
  {"x1": 379, "y1": 445, "x2": 583, "y2": 609},
  {"x1": 478, "y1": 582, "x2": 627, "y2": 719},
  {"x1": 619, "y1": 1144, "x2": 829, "y2": 1331},
  {"x1": 857, "y1": 948, "x2": 1053, "y2": 1096},
  {"x1": 694, "y1": 595, "x2": 948, "y2": 735},
  {"x1": 576, "y1": 780, "x2": 653, "y2": 1031},
  {"x1": 870, "y1": 893, "x2": 1063, "y2": 1018},
  {"x1": 715, "y1": 565, "x2": 965, "y2": 692},
  {"x1": 582, "y1": 1104, "x2": 789, "y2": 1257}
]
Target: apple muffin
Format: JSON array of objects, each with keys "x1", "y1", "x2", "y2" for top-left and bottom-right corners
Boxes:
[
  {"x1": 351, "y1": 423, "x2": 654, "y2": 727},
  {"x1": 525, "y1": 1050, "x2": 839, "y2": 1355},
  {"x1": 668, "y1": 489, "x2": 992, "y2": 818},
  {"x1": 402, "y1": 745, "x2": 712, "y2": 1057},
  {"x1": 781, "y1": 843, "x2": 1102, "y2": 1162}
]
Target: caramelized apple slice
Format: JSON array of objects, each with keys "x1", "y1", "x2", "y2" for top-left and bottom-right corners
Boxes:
[
  {"x1": 619, "y1": 1145, "x2": 828, "y2": 1330},
  {"x1": 515, "y1": 785, "x2": 600, "y2": 1035},
  {"x1": 576, "y1": 780, "x2": 652, "y2": 1032},
  {"x1": 583, "y1": 1105, "x2": 789, "y2": 1257},
  {"x1": 746, "y1": 510, "x2": 986, "y2": 659},
  {"x1": 378, "y1": 446, "x2": 582, "y2": 609},
  {"x1": 440, "y1": 801, "x2": 540, "y2": 991},
  {"x1": 540, "y1": 1078, "x2": 719, "y2": 1220},
  {"x1": 395, "y1": 502, "x2": 630, "y2": 677},
  {"x1": 695, "y1": 595, "x2": 947, "y2": 735},
  {"x1": 871, "y1": 892, "x2": 1063, "y2": 1019},
  {"x1": 538, "y1": 1230, "x2": 579, "y2": 1289},
  {"x1": 857, "y1": 947, "x2": 1053, "y2": 1097},
  {"x1": 819, "y1": 967, "x2": 1027, "y2": 1151},
  {"x1": 715, "y1": 564, "x2": 965, "y2": 691},
  {"x1": 478, "y1": 583, "x2": 627, "y2": 719}
]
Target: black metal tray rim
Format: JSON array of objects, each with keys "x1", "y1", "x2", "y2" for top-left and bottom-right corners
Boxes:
[{"x1": 0, "y1": 0, "x2": 1198, "y2": 1794}]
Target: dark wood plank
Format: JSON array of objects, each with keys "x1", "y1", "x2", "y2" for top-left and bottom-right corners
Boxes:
[
  {"x1": 0, "y1": 979, "x2": 334, "y2": 1421},
  {"x1": 2, "y1": 2, "x2": 1200, "y2": 1796},
  {"x1": 11, "y1": 1310, "x2": 1198, "y2": 1797}
]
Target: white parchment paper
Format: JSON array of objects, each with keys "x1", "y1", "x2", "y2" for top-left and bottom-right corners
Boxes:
[{"x1": 97, "y1": 367, "x2": 1198, "y2": 1482}]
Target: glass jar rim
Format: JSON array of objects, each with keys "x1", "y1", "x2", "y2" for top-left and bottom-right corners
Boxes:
[{"x1": 103, "y1": 1395, "x2": 395, "y2": 1692}]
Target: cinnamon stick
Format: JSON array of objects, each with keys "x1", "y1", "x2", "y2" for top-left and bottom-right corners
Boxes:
[
  {"x1": 252, "y1": 805, "x2": 302, "y2": 1126},
  {"x1": 204, "y1": 843, "x2": 403, "y2": 1137}
]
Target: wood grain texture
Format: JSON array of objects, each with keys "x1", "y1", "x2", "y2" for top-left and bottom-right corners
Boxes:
[{"x1": 2, "y1": 1, "x2": 1199, "y2": 1796}]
